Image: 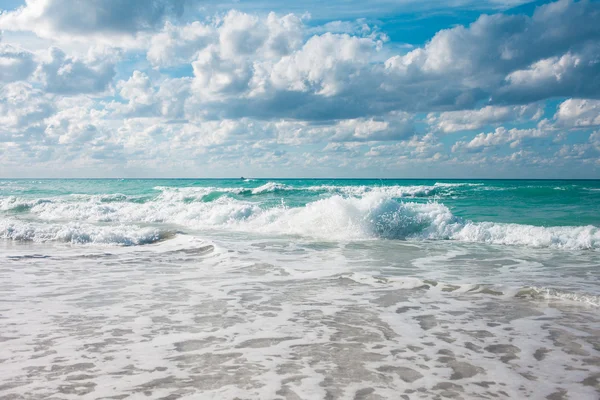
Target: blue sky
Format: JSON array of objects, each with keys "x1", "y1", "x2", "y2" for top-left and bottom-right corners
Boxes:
[{"x1": 1, "y1": 0, "x2": 599, "y2": 178}]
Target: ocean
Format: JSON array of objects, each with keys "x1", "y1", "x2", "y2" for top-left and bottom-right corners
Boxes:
[{"x1": 1, "y1": 179, "x2": 599, "y2": 399}]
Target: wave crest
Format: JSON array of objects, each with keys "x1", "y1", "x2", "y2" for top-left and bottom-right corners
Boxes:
[
  {"x1": 0, "y1": 219, "x2": 170, "y2": 246},
  {"x1": 2, "y1": 190, "x2": 599, "y2": 250}
]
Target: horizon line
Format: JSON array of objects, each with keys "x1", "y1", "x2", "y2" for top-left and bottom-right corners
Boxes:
[{"x1": 2, "y1": 177, "x2": 600, "y2": 181}]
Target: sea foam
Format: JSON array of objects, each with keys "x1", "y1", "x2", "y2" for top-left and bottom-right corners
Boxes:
[
  {"x1": 0, "y1": 219, "x2": 168, "y2": 245},
  {"x1": 2, "y1": 190, "x2": 599, "y2": 249}
]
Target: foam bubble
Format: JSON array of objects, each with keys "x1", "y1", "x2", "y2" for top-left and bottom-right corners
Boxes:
[
  {"x1": 251, "y1": 194, "x2": 457, "y2": 240},
  {"x1": 517, "y1": 286, "x2": 600, "y2": 306},
  {"x1": 0, "y1": 196, "x2": 52, "y2": 211},
  {"x1": 344, "y1": 273, "x2": 600, "y2": 306},
  {"x1": 305, "y1": 184, "x2": 440, "y2": 198},
  {"x1": 449, "y1": 221, "x2": 600, "y2": 250},
  {"x1": 251, "y1": 182, "x2": 290, "y2": 194},
  {"x1": 0, "y1": 219, "x2": 169, "y2": 245},
  {"x1": 3, "y1": 190, "x2": 600, "y2": 250},
  {"x1": 154, "y1": 182, "x2": 460, "y2": 199}
]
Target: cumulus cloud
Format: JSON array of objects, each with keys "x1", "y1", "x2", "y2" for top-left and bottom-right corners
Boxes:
[
  {"x1": 147, "y1": 21, "x2": 214, "y2": 67},
  {"x1": 0, "y1": 0, "x2": 189, "y2": 40},
  {"x1": 190, "y1": 45, "x2": 254, "y2": 98},
  {"x1": 44, "y1": 102, "x2": 106, "y2": 145},
  {"x1": 502, "y1": 45, "x2": 600, "y2": 102},
  {"x1": 427, "y1": 105, "x2": 543, "y2": 133},
  {"x1": 384, "y1": 0, "x2": 600, "y2": 107},
  {"x1": 0, "y1": 0, "x2": 536, "y2": 41},
  {"x1": 8, "y1": 2, "x2": 600, "y2": 117},
  {"x1": 184, "y1": 19, "x2": 385, "y2": 120},
  {"x1": 34, "y1": 47, "x2": 116, "y2": 94},
  {"x1": 236, "y1": 113, "x2": 416, "y2": 144},
  {"x1": 0, "y1": 42, "x2": 36, "y2": 83},
  {"x1": 554, "y1": 98, "x2": 600, "y2": 128},
  {"x1": 268, "y1": 32, "x2": 379, "y2": 96},
  {"x1": 108, "y1": 71, "x2": 190, "y2": 119},
  {"x1": 177, "y1": 0, "x2": 600, "y2": 122},
  {"x1": 364, "y1": 133, "x2": 443, "y2": 162},
  {"x1": 556, "y1": 131, "x2": 600, "y2": 163},
  {"x1": 0, "y1": 82, "x2": 55, "y2": 141},
  {"x1": 1, "y1": 0, "x2": 600, "y2": 176},
  {"x1": 452, "y1": 127, "x2": 548, "y2": 152},
  {"x1": 187, "y1": 11, "x2": 306, "y2": 99},
  {"x1": 327, "y1": 114, "x2": 414, "y2": 142}
]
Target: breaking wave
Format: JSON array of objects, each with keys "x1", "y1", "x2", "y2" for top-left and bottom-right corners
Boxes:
[
  {"x1": 1, "y1": 190, "x2": 599, "y2": 250},
  {"x1": 0, "y1": 219, "x2": 171, "y2": 246},
  {"x1": 152, "y1": 182, "x2": 471, "y2": 199}
]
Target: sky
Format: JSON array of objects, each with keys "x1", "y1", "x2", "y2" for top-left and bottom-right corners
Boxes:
[{"x1": 0, "y1": 0, "x2": 599, "y2": 178}]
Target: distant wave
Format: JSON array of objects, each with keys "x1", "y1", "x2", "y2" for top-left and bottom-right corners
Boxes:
[
  {"x1": 155, "y1": 182, "x2": 469, "y2": 199},
  {"x1": 2, "y1": 191, "x2": 599, "y2": 250},
  {"x1": 251, "y1": 182, "x2": 290, "y2": 194}
]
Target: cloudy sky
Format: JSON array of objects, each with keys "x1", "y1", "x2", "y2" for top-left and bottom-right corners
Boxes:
[{"x1": 0, "y1": 0, "x2": 599, "y2": 178}]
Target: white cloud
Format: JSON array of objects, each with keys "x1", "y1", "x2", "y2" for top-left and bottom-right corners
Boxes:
[
  {"x1": 9, "y1": 2, "x2": 596, "y2": 120},
  {"x1": 0, "y1": 0, "x2": 188, "y2": 40},
  {"x1": 0, "y1": 82, "x2": 54, "y2": 140},
  {"x1": 187, "y1": 11, "x2": 305, "y2": 99},
  {"x1": 501, "y1": 44, "x2": 600, "y2": 101},
  {"x1": 147, "y1": 21, "x2": 214, "y2": 67},
  {"x1": 0, "y1": 42, "x2": 36, "y2": 82},
  {"x1": 506, "y1": 52, "x2": 582, "y2": 86},
  {"x1": 269, "y1": 32, "x2": 380, "y2": 96},
  {"x1": 363, "y1": 133, "x2": 444, "y2": 163},
  {"x1": 427, "y1": 104, "x2": 542, "y2": 133},
  {"x1": 106, "y1": 71, "x2": 191, "y2": 121},
  {"x1": 1, "y1": 1, "x2": 600, "y2": 177},
  {"x1": 44, "y1": 104, "x2": 104, "y2": 145},
  {"x1": 34, "y1": 47, "x2": 115, "y2": 94},
  {"x1": 261, "y1": 12, "x2": 305, "y2": 59},
  {"x1": 191, "y1": 44, "x2": 254, "y2": 98},
  {"x1": 329, "y1": 114, "x2": 414, "y2": 141},
  {"x1": 118, "y1": 71, "x2": 154, "y2": 105},
  {"x1": 0, "y1": 0, "x2": 536, "y2": 40},
  {"x1": 556, "y1": 131, "x2": 600, "y2": 163},
  {"x1": 452, "y1": 127, "x2": 548, "y2": 152},
  {"x1": 218, "y1": 11, "x2": 268, "y2": 60},
  {"x1": 554, "y1": 98, "x2": 600, "y2": 128},
  {"x1": 384, "y1": 0, "x2": 600, "y2": 107},
  {"x1": 182, "y1": 1, "x2": 600, "y2": 121}
]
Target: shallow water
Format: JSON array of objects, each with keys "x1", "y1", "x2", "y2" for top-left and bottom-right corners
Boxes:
[{"x1": 1, "y1": 179, "x2": 599, "y2": 399}]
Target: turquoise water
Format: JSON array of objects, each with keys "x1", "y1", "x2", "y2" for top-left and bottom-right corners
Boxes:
[
  {"x1": 3, "y1": 179, "x2": 600, "y2": 223},
  {"x1": 2, "y1": 178, "x2": 600, "y2": 233}
]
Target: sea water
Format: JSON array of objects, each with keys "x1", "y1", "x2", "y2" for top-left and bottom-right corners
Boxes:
[{"x1": 1, "y1": 179, "x2": 599, "y2": 399}]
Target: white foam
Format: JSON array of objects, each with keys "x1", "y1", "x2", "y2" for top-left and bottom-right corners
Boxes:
[
  {"x1": 303, "y1": 182, "x2": 482, "y2": 197},
  {"x1": 0, "y1": 218, "x2": 168, "y2": 245},
  {"x1": 446, "y1": 221, "x2": 600, "y2": 249},
  {"x1": 3, "y1": 190, "x2": 600, "y2": 250},
  {"x1": 1, "y1": 212, "x2": 599, "y2": 399},
  {"x1": 249, "y1": 195, "x2": 455, "y2": 240},
  {"x1": 251, "y1": 182, "x2": 290, "y2": 194},
  {"x1": 0, "y1": 196, "x2": 51, "y2": 211},
  {"x1": 156, "y1": 182, "x2": 462, "y2": 199},
  {"x1": 305, "y1": 184, "x2": 439, "y2": 197},
  {"x1": 153, "y1": 184, "x2": 291, "y2": 198},
  {"x1": 431, "y1": 182, "x2": 483, "y2": 187},
  {"x1": 343, "y1": 274, "x2": 600, "y2": 306},
  {"x1": 522, "y1": 286, "x2": 600, "y2": 306}
]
